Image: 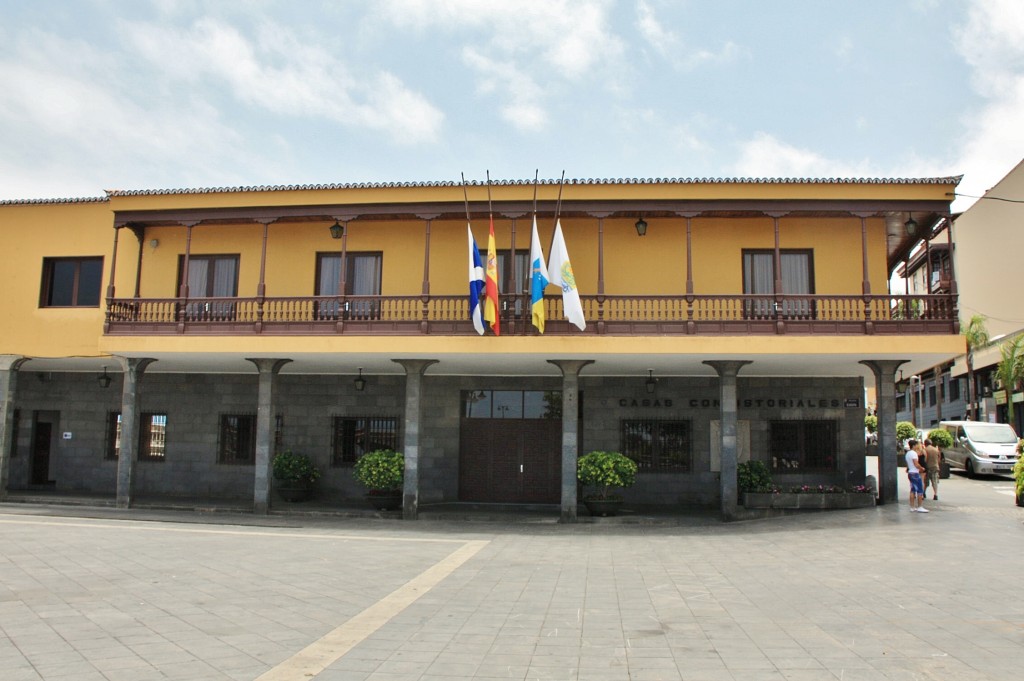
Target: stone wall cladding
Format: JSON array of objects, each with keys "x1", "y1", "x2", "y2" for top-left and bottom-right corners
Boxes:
[{"x1": 7, "y1": 371, "x2": 865, "y2": 507}]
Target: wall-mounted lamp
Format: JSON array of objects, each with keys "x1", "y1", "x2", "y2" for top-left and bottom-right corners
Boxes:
[
  {"x1": 98, "y1": 366, "x2": 112, "y2": 389},
  {"x1": 635, "y1": 217, "x2": 648, "y2": 237},
  {"x1": 354, "y1": 367, "x2": 366, "y2": 391},
  {"x1": 149, "y1": 238, "x2": 159, "y2": 249},
  {"x1": 904, "y1": 213, "x2": 919, "y2": 237},
  {"x1": 329, "y1": 221, "x2": 345, "y2": 239},
  {"x1": 645, "y1": 369, "x2": 657, "y2": 394}
]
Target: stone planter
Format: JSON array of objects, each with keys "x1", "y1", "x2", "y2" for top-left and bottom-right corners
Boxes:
[
  {"x1": 275, "y1": 481, "x2": 314, "y2": 503},
  {"x1": 366, "y1": 491, "x2": 402, "y2": 511},
  {"x1": 742, "y1": 492, "x2": 876, "y2": 510},
  {"x1": 583, "y1": 498, "x2": 624, "y2": 517}
]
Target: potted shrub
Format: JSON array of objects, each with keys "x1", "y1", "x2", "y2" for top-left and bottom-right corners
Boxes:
[
  {"x1": 353, "y1": 449, "x2": 405, "y2": 511},
  {"x1": 272, "y1": 451, "x2": 320, "y2": 502},
  {"x1": 577, "y1": 450, "x2": 638, "y2": 517}
]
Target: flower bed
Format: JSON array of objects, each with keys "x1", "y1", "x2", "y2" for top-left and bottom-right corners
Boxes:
[{"x1": 743, "y1": 488, "x2": 876, "y2": 510}]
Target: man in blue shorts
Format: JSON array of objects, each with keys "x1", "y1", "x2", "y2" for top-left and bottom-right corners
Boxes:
[{"x1": 905, "y1": 439, "x2": 928, "y2": 513}]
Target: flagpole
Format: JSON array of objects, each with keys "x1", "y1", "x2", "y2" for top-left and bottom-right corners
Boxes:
[
  {"x1": 461, "y1": 171, "x2": 472, "y2": 224},
  {"x1": 532, "y1": 168, "x2": 539, "y2": 216},
  {"x1": 549, "y1": 170, "x2": 565, "y2": 251},
  {"x1": 553, "y1": 169, "x2": 565, "y2": 226}
]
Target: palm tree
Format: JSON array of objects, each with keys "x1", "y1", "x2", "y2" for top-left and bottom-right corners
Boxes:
[
  {"x1": 996, "y1": 335, "x2": 1024, "y2": 429},
  {"x1": 963, "y1": 315, "x2": 989, "y2": 420}
]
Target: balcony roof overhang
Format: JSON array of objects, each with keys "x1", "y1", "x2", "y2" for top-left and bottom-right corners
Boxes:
[{"x1": 113, "y1": 197, "x2": 952, "y2": 273}]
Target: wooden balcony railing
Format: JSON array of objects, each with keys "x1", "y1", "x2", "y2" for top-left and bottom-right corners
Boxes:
[{"x1": 104, "y1": 293, "x2": 958, "y2": 336}]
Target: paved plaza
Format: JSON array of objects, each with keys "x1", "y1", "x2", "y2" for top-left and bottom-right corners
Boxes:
[{"x1": 1, "y1": 467, "x2": 1022, "y2": 681}]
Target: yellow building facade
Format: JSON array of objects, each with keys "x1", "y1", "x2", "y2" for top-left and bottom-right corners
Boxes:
[{"x1": 0, "y1": 176, "x2": 965, "y2": 519}]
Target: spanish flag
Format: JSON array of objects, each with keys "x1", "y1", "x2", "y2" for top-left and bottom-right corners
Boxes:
[{"x1": 483, "y1": 216, "x2": 500, "y2": 335}]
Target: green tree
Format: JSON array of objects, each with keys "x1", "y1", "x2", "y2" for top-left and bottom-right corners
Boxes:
[
  {"x1": 864, "y1": 414, "x2": 878, "y2": 434},
  {"x1": 896, "y1": 421, "x2": 918, "y2": 445},
  {"x1": 995, "y1": 335, "x2": 1024, "y2": 428},
  {"x1": 963, "y1": 315, "x2": 989, "y2": 421}
]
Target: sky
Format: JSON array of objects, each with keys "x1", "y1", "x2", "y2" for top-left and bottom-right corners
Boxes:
[{"x1": 1, "y1": 0, "x2": 1022, "y2": 212}]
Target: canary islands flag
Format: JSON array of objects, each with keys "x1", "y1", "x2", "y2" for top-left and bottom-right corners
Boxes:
[{"x1": 529, "y1": 216, "x2": 549, "y2": 333}]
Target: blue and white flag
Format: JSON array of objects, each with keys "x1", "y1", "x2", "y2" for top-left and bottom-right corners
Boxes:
[
  {"x1": 467, "y1": 224, "x2": 485, "y2": 335},
  {"x1": 529, "y1": 216, "x2": 549, "y2": 333},
  {"x1": 547, "y1": 219, "x2": 586, "y2": 331}
]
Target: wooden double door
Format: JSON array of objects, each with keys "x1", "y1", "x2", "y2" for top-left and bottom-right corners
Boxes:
[{"x1": 459, "y1": 418, "x2": 561, "y2": 503}]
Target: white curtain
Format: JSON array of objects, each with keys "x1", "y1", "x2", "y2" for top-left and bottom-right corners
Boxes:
[
  {"x1": 348, "y1": 254, "x2": 381, "y2": 319},
  {"x1": 318, "y1": 255, "x2": 342, "y2": 296},
  {"x1": 212, "y1": 259, "x2": 236, "y2": 297},
  {"x1": 780, "y1": 253, "x2": 810, "y2": 317},
  {"x1": 186, "y1": 259, "x2": 209, "y2": 297},
  {"x1": 743, "y1": 253, "x2": 774, "y2": 317}
]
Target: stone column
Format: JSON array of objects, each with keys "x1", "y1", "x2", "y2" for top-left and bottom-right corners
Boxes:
[
  {"x1": 547, "y1": 359, "x2": 594, "y2": 523},
  {"x1": 393, "y1": 359, "x2": 438, "y2": 520},
  {"x1": 247, "y1": 358, "x2": 292, "y2": 514},
  {"x1": 860, "y1": 360, "x2": 906, "y2": 505},
  {"x1": 0, "y1": 356, "x2": 27, "y2": 500},
  {"x1": 704, "y1": 360, "x2": 752, "y2": 521},
  {"x1": 115, "y1": 357, "x2": 156, "y2": 509}
]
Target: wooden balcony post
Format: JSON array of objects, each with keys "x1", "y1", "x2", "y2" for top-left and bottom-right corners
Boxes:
[
  {"x1": 678, "y1": 212, "x2": 700, "y2": 334},
  {"x1": 854, "y1": 213, "x2": 875, "y2": 334},
  {"x1": 589, "y1": 212, "x2": 612, "y2": 335},
  {"x1": 255, "y1": 219, "x2": 274, "y2": 333},
  {"x1": 766, "y1": 212, "x2": 789, "y2": 334},
  {"x1": 417, "y1": 214, "x2": 439, "y2": 334}
]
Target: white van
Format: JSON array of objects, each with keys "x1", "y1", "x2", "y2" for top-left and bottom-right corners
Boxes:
[{"x1": 938, "y1": 421, "x2": 1020, "y2": 477}]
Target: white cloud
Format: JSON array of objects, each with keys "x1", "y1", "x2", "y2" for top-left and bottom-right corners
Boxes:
[
  {"x1": 123, "y1": 17, "x2": 443, "y2": 144},
  {"x1": 636, "y1": 1, "x2": 740, "y2": 70},
  {"x1": 947, "y1": 0, "x2": 1024, "y2": 209},
  {"x1": 375, "y1": 0, "x2": 623, "y2": 130},
  {"x1": 462, "y1": 47, "x2": 547, "y2": 132},
  {"x1": 0, "y1": 28, "x2": 248, "y2": 198},
  {"x1": 636, "y1": 0, "x2": 680, "y2": 58},
  {"x1": 732, "y1": 133, "x2": 875, "y2": 179}
]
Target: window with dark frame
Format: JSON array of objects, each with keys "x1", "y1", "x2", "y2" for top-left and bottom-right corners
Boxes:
[
  {"x1": 40, "y1": 257, "x2": 103, "y2": 307},
  {"x1": 896, "y1": 395, "x2": 907, "y2": 412},
  {"x1": 314, "y1": 252, "x2": 383, "y2": 320},
  {"x1": 460, "y1": 390, "x2": 565, "y2": 419},
  {"x1": 176, "y1": 254, "x2": 239, "y2": 321},
  {"x1": 106, "y1": 412, "x2": 168, "y2": 461},
  {"x1": 496, "y1": 250, "x2": 530, "y2": 318},
  {"x1": 219, "y1": 414, "x2": 256, "y2": 464},
  {"x1": 620, "y1": 419, "x2": 692, "y2": 472},
  {"x1": 948, "y1": 377, "x2": 961, "y2": 401},
  {"x1": 331, "y1": 416, "x2": 398, "y2": 466},
  {"x1": 741, "y1": 249, "x2": 814, "y2": 318},
  {"x1": 769, "y1": 420, "x2": 837, "y2": 471}
]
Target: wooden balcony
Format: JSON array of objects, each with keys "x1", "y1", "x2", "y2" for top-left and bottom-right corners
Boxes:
[{"x1": 104, "y1": 293, "x2": 959, "y2": 336}]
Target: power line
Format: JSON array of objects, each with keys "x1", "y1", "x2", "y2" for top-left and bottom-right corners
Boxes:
[{"x1": 951, "y1": 191, "x2": 1024, "y2": 204}]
